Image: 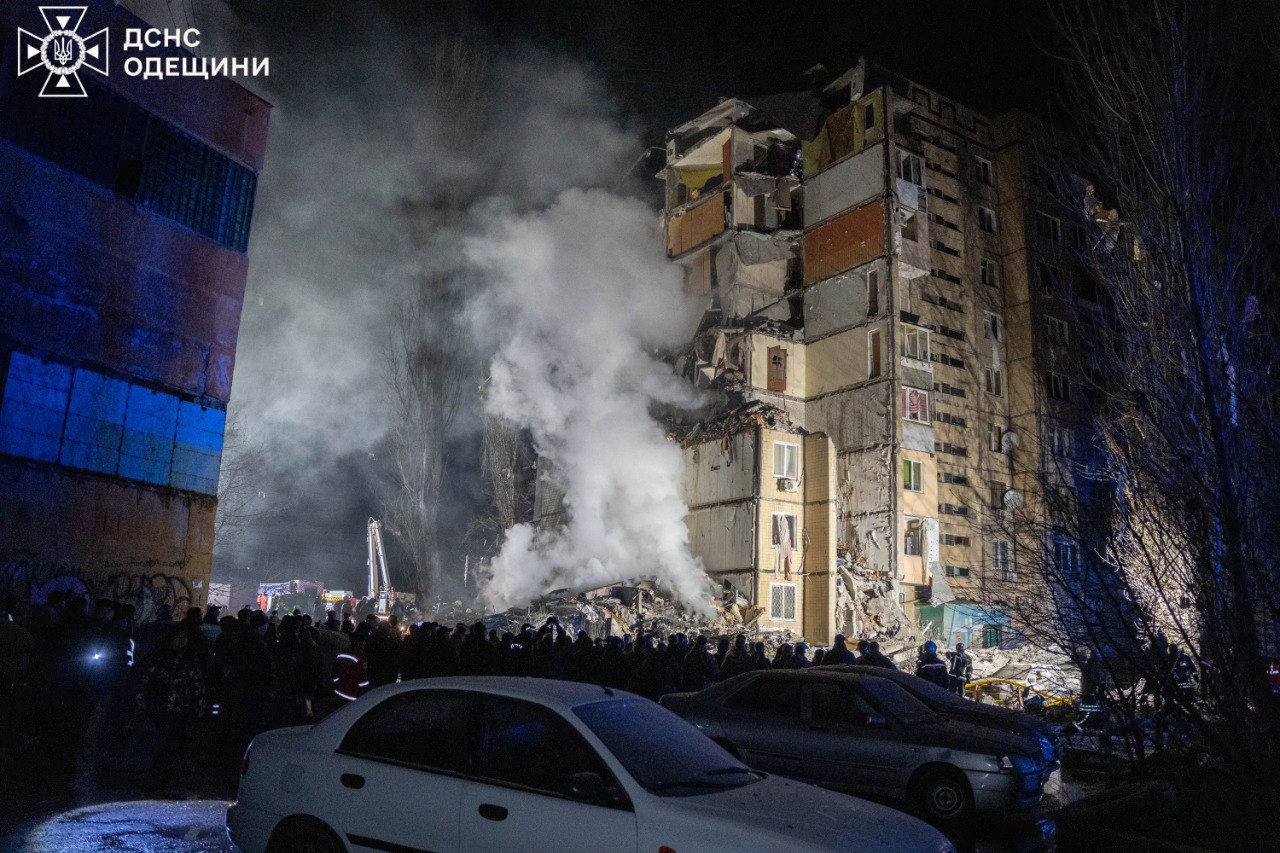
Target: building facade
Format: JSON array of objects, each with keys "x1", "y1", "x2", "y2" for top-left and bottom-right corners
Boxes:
[
  {"x1": 0, "y1": 0, "x2": 269, "y2": 616},
  {"x1": 662, "y1": 62, "x2": 1089, "y2": 646}
]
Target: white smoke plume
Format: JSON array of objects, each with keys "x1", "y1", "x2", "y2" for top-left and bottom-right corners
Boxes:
[{"x1": 465, "y1": 189, "x2": 714, "y2": 615}]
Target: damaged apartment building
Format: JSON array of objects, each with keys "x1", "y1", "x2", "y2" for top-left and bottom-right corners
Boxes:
[{"x1": 655, "y1": 60, "x2": 1099, "y2": 647}]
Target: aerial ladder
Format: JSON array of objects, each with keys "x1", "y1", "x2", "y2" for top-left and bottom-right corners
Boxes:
[{"x1": 366, "y1": 517, "x2": 394, "y2": 617}]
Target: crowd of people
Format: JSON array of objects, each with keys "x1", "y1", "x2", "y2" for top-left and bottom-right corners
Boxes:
[{"x1": 0, "y1": 591, "x2": 985, "y2": 785}]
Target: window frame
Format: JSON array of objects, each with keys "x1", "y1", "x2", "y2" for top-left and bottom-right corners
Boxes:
[
  {"x1": 1046, "y1": 316, "x2": 1069, "y2": 346},
  {"x1": 991, "y1": 539, "x2": 1014, "y2": 581},
  {"x1": 902, "y1": 387, "x2": 930, "y2": 423},
  {"x1": 903, "y1": 458, "x2": 923, "y2": 493},
  {"x1": 975, "y1": 156, "x2": 994, "y2": 186},
  {"x1": 979, "y1": 256, "x2": 999, "y2": 287},
  {"x1": 1037, "y1": 212, "x2": 1062, "y2": 243},
  {"x1": 868, "y1": 328, "x2": 883, "y2": 378},
  {"x1": 769, "y1": 582, "x2": 798, "y2": 622},
  {"x1": 984, "y1": 365, "x2": 1004, "y2": 397},
  {"x1": 904, "y1": 517, "x2": 924, "y2": 556},
  {"x1": 770, "y1": 511, "x2": 799, "y2": 548},
  {"x1": 897, "y1": 149, "x2": 925, "y2": 186},
  {"x1": 900, "y1": 325, "x2": 931, "y2": 362},
  {"x1": 983, "y1": 311, "x2": 1003, "y2": 342},
  {"x1": 978, "y1": 205, "x2": 998, "y2": 234},
  {"x1": 772, "y1": 441, "x2": 799, "y2": 481}
]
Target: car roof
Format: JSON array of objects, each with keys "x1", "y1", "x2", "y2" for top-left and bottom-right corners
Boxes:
[{"x1": 355, "y1": 676, "x2": 630, "y2": 711}]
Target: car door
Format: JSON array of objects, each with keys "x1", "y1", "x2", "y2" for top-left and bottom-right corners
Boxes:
[
  {"x1": 458, "y1": 695, "x2": 637, "y2": 853},
  {"x1": 714, "y1": 674, "x2": 811, "y2": 780},
  {"x1": 328, "y1": 689, "x2": 475, "y2": 853},
  {"x1": 801, "y1": 678, "x2": 913, "y2": 797}
]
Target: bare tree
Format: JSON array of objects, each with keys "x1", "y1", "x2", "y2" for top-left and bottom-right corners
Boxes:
[
  {"x1": 383, "y1": 279, "x2": 471, "y2": 602},
  {"x1": 1002, "y1": 0, "x2": 1280, "y2": 786},
  {"x1": 214, "y1": 411, "x2": 267, "y2": 547},
  {"x1": 379, "y1": 40, "x2": 491, "y2": 603}
]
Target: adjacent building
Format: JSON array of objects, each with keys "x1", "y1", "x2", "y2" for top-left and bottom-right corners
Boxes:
[
  {"x1": 660, "y1": 61, "x2": 1095, "y2": 646},
  {"x1": 0, "y1": 0, "x2": 270, "y2": 615}
]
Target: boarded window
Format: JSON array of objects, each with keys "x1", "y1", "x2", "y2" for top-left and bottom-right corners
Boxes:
[{"x1": 766, "y1": 346, "x2": 787, "y2": 392}]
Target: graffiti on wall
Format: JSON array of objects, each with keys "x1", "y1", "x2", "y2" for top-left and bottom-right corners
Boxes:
[{"x1": 1, "y1": 558, "x2": 194, "y2": 622}]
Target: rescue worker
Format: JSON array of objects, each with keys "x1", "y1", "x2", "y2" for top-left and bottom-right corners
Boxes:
[
  {"x1": 822, "y1": 634, "x2": 856, "y2": 666},
  {"x1": 946, "y1": 642, "x2": 973, "y2": 696},
  {"x1": 859, "y1": 640, "x2": 897, "y2": 670},
  {"x1": 915, "y1": 640, "x2": 950, "y2": 689},
  {"x1": 332, "y1": 624, "x2": 372, "y2": 702}
]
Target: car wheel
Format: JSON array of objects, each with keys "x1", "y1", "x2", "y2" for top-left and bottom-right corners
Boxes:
[
  {"x1": 267, "y1": 817, "x2": 345, "y2": 853},
  {"x1": 911, "y1": 768, "x2": 973, "y2": 823}
]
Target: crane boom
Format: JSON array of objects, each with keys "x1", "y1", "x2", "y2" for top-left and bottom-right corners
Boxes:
[{"x1": 366, "y1": 517, "x2": 393, "y2": 616}]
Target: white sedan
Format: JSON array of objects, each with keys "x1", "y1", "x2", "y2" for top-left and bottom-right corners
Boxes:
[{"x1": 228, "y1": 676, "x2": 954, "y2": 853}]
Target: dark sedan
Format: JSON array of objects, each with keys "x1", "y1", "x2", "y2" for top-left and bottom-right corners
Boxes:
[
  {"x1": 825, "y1": 665, "x2": 1065, "y2": 767},
  {"x1": 660, "y1": 668, "x2": 1053, "y2": 823}
]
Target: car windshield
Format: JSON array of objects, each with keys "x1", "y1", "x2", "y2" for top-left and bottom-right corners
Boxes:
[
  {"x1": 857, "y1": 676, "x2": 940, "y2": 725},
  {"x1": 890, "y1": 672, "x2": 971, "y2": 709},
  {"x1": 574, "y1": 698, "x2": 762, "y2": 797}
]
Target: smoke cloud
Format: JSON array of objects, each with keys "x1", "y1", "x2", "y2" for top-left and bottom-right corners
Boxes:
[{"x1": 465, "y1": 190, "x2": 713, "y2": 614}]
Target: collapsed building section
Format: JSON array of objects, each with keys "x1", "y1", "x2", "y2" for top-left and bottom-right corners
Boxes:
[{"x1": 653, "y1": 60, "x2": 1089, "y2": 648}]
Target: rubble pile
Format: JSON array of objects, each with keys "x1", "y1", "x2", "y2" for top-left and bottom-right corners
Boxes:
[
  {"x1": 834, "y1": 556, "x2": 922, "y2": 663},
  {"x1": 968, "y1": 645, "x2": 1081, "y2": 699}
]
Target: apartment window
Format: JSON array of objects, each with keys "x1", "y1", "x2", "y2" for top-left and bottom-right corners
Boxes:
[
  {"x1": 1046, "y1": 316, "x2": 1069, "y2": 346},
  {"x1": 988, "y1": 422, "x2": 1005, "y2": 453},
  {"x1": 941, "y1": 503, "x2": 969, "y2": 517},
  {"x1": 772, "y1": 441, "x2": 799, "y2": 480},
  {"x1": 897, "y1": 150, "x2": 925, "y2": 186},
  {"x1": 903, "y1": 459, "x2": 923, "y2": 492},
  {"x1": 1046, "y1": 371, "x2": 1071, "y2": 402},
  {"x1": 984, "y1": 365, "x2": 1004, "y2": 397},
  {"x1": 980, "y1": 257, "x2": 999, "y2": 287},
  {"x1": 903, "y1": 387, "x2": 930, "y2": 423},
  {"x1": 771, "y1": 512, "x2": 799, "y2": 546},
  {"x1": 1038, "y1": 262, "x2": 1065, "y2": 294},
  {"x1": 939, "y1": 471, "x2": 969, "y2": 486},
  {"x1": 769, "y1": 583, "x2": 798, "y2": 621},
  {"x1": 868, "y1": 328, "x2": 883, "y2": 379},
  {"x1": 900, "y1": 209, "x2": 919, "y2": 242},
  {"x1": 1037, "y1": 212, "x2": 1062, "y2": 243},
  {"x1": 935, "y1": 410, "x2": 967, "y2": 427},
  {"x1": 863, "y1": 102, "x2": 876, "y2": 131},
  {"x1": 1070, "y1": 222, "x2": 1090, "y2": 252},
  {"x1": 983, "y1": 312, "x2": 1003, "y2": 342},
  {"x1": 866, "y1": 269, "x2": 879, "y2": 316},
  {"x1": 978, "y1": 206, "x2": 997, "y2": 234},
  {"x1": 901, "y1": 326, "x2": 930, "y2": 362},
  {"x1": 990, "y1": 481, "x2": 1008, "y2": 508},
  {"x1": 992, "y1": 540, "x2": 1014, "y2": 581},
  {"x1": 904, "y1": 518, "x2": 924, "y2": 556},
  {"x1": 1053, "y1": 540, "x2": 1081, "y2": 576},
  {"x1": 1049, "y1": 424, "x2": 1074, "y2": 458},
  {"x1": 945, "y1": 565, "x2": 971, "y2": 578},
  {"x1": 975, "y1": 156, "x2": 994, "y2": 186},
  {"x1": 767, "y1": 346, "x2": 787, "y2": 392},
  {"x1": 943, "y1": 534, "x2": 971, "y2": 547}
]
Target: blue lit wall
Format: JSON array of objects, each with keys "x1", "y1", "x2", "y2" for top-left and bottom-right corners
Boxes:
[{"x1": 0, "y1": 352, "x2": 225, "y2": 495}]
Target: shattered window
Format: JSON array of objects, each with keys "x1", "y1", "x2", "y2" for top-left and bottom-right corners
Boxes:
[
  {"x1": 978, "y1": 206, "x2": 997, "y2": 234},
  {"x1": 983, "y1": 312, "x2": 1004, "y2": 342},
  {"x1": 1047, "y1": 316, "x2": 1069, "y2": 346},
  {"x1": 988, "y1": 423, "x2": 1005, "y2": 452},
  {"x1": 985, "y1": 366, "x2": 1004, "y2": 397},
  {"x1": 897, "y1": 150, "x2": 924, "y2": 186},
  {"x1": 975, "y1": 156, "x2": 994, "y2": 186},
  {"x1": 901, "y1": 326, "x2": 930, "y2": 361},
  {"x1": 980, "y1": 257, "x2": 1000, "y2": 287},
  {"x1": 863, "y1": 102, "x2": 876, "y2": 131},
  {"x1": 772, "y1": 442, "x2": 799, "y2": 480},
  {"x1": 866, "y1": 269, "x2": 880, "y2": 316},
  {"x1": 771, "y1": 512, "x2": 799, "y2": 546},
  {"x1": 904, "y1": 518, "x2": 924, "y2": 556},
  {"x1": 899, "y1": 209, "x2": 919, "y2": 242},
  {"x1": 1046, "y1": 371, "x2": 1071, "y2": 402},
  {"x1": 868, "y1": 329, "x2": 883, "y2": 378}
]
